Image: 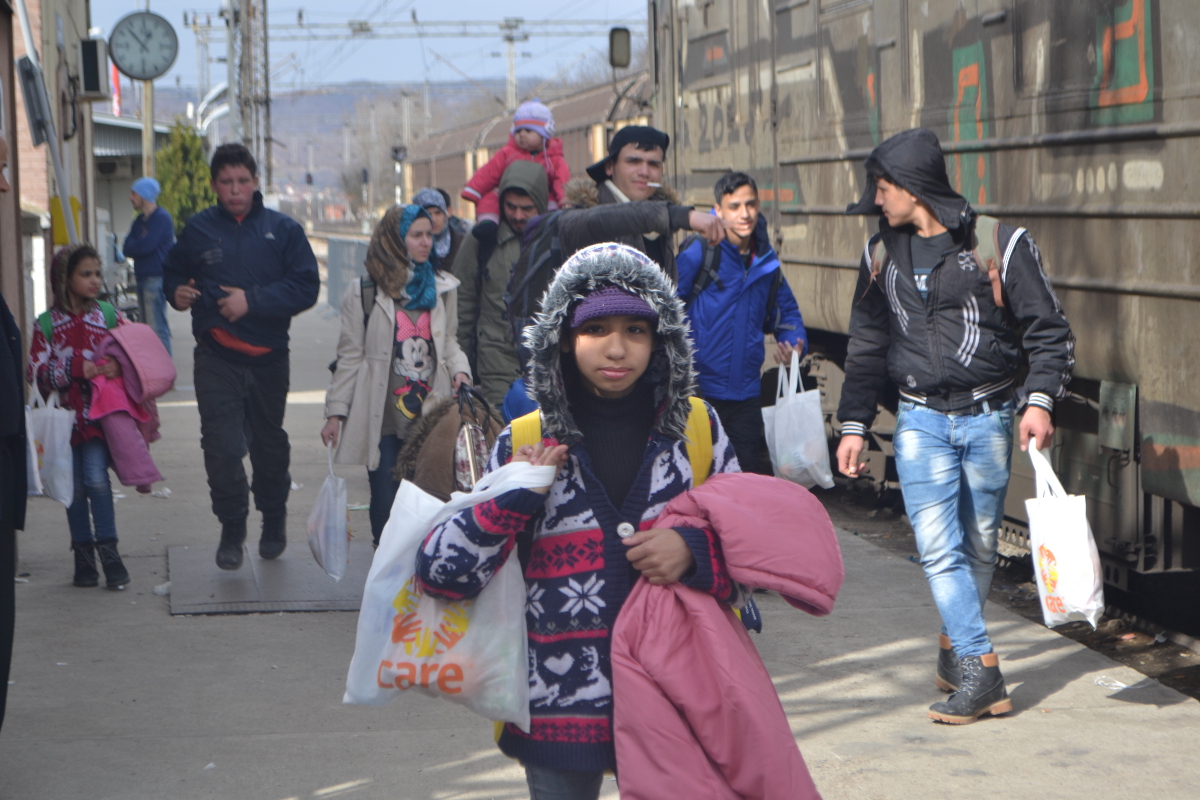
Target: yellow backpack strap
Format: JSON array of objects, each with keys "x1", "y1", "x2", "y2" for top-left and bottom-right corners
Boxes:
[
  {"x1": 508, "y1": 410, "x2": 543, "y2": 456},
  {"x1": 685, "y1": 397, "x2": 713, "y2": 487}
]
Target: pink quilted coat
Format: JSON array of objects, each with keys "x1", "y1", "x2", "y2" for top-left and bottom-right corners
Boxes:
[
  {"x1": 611, "y1": 473, "x2": 844, "y2": 800},
  {"x1": 89, "y1": 323, "x2": 176, "y2": 489}
]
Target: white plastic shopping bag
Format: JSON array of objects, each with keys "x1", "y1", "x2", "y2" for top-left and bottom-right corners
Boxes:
[
  {"x1": 344, "y1": 461, "x2": 556, "y2": 732},
  {"x1": 1024, "y1": 446, "x2": 1104, "y2": 628},
  {"x1": 28, "y1": 392, "x2": 74, "y2": 506},
  {"x1": 24, "y1": 405, "x2": 44, "y2": 496},
  {"x1": 763, "y1": 350, "x2": 834, "y2": 489},
  {"x1": 308, "y1": 441, "x2": 349, "y2": 581}
]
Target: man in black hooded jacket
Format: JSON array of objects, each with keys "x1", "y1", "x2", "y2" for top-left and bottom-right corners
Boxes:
[{"x1": 837, "y1": 128, "x2": 1074, "y2": 724}]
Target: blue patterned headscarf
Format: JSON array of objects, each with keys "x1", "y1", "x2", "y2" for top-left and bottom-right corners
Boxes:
[{"x1": 398, "y1": 205, "x2": 436, "y2": 311}]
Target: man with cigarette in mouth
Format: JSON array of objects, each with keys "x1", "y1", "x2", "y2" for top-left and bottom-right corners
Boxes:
[{"x1": 558, "y1": 126, "x2": 725, "y2": 281}]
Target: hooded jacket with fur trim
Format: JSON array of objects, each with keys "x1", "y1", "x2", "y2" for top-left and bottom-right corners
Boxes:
[
  {"x1": 838, "y1": 129, "x2": 1074, "y2": 434},
  {"x1": 558, "y1": 177, "x2": 693, "y2": 282},
  {"x1": 417, "y1": 244, "x2": 742, "y2": 773}
]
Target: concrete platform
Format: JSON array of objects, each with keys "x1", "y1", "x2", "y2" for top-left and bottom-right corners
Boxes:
[
  {"x1": 3, "y1": 303, "x2": 1199, "y2": 799},
  {"x1": 167, "y1": 542, "x2": 374, "y2": 615}
]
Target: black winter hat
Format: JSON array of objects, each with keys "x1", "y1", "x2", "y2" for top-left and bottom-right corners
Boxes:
[
  {"x1": 845, "y1": 128, "x2": 974, "y2": 231},
  {"x1": 585, "y1": 125, "x2": 670, "y2": 184}
]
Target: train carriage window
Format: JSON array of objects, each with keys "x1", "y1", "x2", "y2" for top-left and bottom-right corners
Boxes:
[
  {"x1": 817, "y1": 1, "x2": 881, "y2": 148},
  {"x1": 775, "y1": 0, "x2": 817, "y2": 74},
  {"x1": 685, "y1": 29, "x2": 732, "y2": 86},
  {"x1": 1014, "y1": 0, "x2": 1160, "y2": 127}
]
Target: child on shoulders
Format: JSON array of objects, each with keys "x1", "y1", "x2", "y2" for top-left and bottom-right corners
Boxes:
[{"x1": 461, "y1": 98, "x2": 570, "y2": 237}]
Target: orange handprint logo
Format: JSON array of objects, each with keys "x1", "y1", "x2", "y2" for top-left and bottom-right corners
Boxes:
[
  {"x1": 390, "y1": 576, "x2": 472, "y2": 656},
  {"x1": 1037, "y1": 544, "x2": 1059, "y2": 594}
]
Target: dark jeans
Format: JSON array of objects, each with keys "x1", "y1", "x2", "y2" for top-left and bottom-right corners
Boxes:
[
  {"x1": 524, "y1": 764, "x2": 604, "y2": 800},
  {"x1": 367, "y1": 434, "x2": 403, "y2": 545},
  {"x1": 66, "y1": 439, "x2": 118, "y2": 544},
  {"x1": 708, "y1": 396, "x2": 770, "y2": 475},
  {"x1": 194, "y1": 343, "x2": 291, "y2": 525}
]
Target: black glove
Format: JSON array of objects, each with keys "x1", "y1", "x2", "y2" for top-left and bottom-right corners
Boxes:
[{"x1": 471, "y1": 220, "x2": 498, "y2": 245}]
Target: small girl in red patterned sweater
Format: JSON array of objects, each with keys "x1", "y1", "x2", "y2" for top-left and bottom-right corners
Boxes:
[{"x1": 28, "y1": 244, "x2": 131, "y2": 589}]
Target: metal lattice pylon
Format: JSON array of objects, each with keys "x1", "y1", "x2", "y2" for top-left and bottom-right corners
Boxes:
[{"x1": 223, "y1": 0, "x2": 272, "y2": 185}]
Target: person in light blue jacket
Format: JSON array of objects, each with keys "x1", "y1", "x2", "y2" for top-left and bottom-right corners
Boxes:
[{"x1": 676, "y1": 171, "x2": 806, "y2": 474}]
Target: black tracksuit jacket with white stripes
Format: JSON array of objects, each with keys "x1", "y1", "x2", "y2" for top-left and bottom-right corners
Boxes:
[{"x1": 837, "y1": 218, "x2": 1075, "y2": 437}]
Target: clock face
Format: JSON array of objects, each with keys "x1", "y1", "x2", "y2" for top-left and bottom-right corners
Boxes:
[{"x1": 109, "y1": 12, "x2": 178, "y2": 81}]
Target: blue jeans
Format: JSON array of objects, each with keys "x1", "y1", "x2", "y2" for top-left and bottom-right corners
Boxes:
[
  {"x1": 524, "y1": 764, "x2": 603, "y2": 800},
  {"x1": 893, "y1": 399, "x2": 1014, "y2": 657},
  {"x1": 367, "y1": 434, "x2": 404, "y2": 546},
  {"x1": 137, "y1": 275, "x2": 172, "y2": 356},
  {"x1": 66, "y1": 439, "x2": 118, "y2": 545}
]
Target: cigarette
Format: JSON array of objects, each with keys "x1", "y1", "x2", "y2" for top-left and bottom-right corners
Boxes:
[{"x1": 647, "y1": 182, "x2": 662, "y2": 188}]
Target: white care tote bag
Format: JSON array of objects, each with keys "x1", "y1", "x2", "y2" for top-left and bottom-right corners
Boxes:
[
  {"x1": 763, "y1": 350, "x2": 834, "y2": 489},
  {"x1": 28, "y1": 392, "x2": 75, "y2": 506},
  {"x1": 308, "y1": 441, "x2": 349, "y2": 581},
  {"x1": 1025, "y1": 446, "x2": 1104, "y2": 628},
  {"x1": 344, "y1": 460, "x2": 555, "y2": 732}
]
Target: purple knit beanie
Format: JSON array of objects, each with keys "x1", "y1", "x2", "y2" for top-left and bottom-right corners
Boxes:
[
  {"x1": 570, "y1": 286, "x2": 658, "y2": 329},
  {"x1": 512, "y1": 98, "x2": 555, "y2": 139}
]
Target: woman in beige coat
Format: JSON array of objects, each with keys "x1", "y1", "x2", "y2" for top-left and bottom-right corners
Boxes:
[{"x1": 321, "y1": 205, "x2": 471, "y2": 544}]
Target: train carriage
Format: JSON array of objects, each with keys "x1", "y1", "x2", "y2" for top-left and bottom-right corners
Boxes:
[{"x1": 646, "y1": 0, "x2": 1200, "y2": 631}]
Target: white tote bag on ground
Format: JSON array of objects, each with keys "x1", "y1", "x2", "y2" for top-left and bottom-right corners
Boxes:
[
  {"x1": 28, "y1": 392, "x2": 75, "y2": 506},
  {"x1": 344, "y1": 461, "x2": 555, "y2": 732},
  {"x1": 1025, "y1": 446, "x2": 1104, "y2": 629},
  {"x1": 308, "y1": 441, "x2": 349, "y2": 581},
  {"x1": 763, "y1": 350, "x2": 834, "y2": 489}
]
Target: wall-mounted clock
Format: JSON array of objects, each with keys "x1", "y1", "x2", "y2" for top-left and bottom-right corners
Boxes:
[{"x1": 108, "y1": 12, "x2": 178, "y2": 81}]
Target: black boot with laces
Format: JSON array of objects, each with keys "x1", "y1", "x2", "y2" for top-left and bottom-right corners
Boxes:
[
  {"x1": 95, "y1": 540, "x2": 130, "y2": 589},
  {"x1": 216, "y1": 519, "x2": 247, "y2": 570},
  {"x1": 72, "y1": 543, "x2": 99, "y2": 587},
  {"x1": 935, "y1": 633, "x2": 961, "y2": 692},
  {"x1": 928, "y1": 651, "x2": 1012, "y2": 724}
]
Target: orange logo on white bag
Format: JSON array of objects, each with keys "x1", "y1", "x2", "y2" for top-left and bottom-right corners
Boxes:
[
  {"x1": 376, "y1": 577, "x2": 472, "y2": 695},
  {"x1": 1037, "y1": 544, "x2": 1059, "y2": 594},
  {"x1": 390, "y1": 575, "x2": 472, "y2": 656}
]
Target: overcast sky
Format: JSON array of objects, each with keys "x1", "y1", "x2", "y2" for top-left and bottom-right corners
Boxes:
[{"x1": 90, "y1": 0, "x2": 646, "y2": 90}]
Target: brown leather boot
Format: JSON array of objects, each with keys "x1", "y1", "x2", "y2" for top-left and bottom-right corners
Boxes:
[{"x1": 935, "y1": 633, "x2": 961, "y2": 692}]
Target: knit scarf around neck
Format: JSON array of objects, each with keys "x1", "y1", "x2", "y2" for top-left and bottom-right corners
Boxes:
[{"x1": 399, "y1": 205, "x2": 437, "y2": 310}]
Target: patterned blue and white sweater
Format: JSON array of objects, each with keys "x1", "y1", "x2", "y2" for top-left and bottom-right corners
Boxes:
[
  {"x1": 419, "y1": 241, "x2": 749, "y2": 772},
  {"x1": 417, "y1": 407, "x2": 740, "y2": 772}
]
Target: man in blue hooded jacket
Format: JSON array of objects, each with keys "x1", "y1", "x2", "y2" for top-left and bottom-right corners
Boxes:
[
  {"x1": 676, "y1": 172, "x2": 806, "y2": 474},
  {"x1": 164, "y1": 143, "x2": 319, "y2": 570}
]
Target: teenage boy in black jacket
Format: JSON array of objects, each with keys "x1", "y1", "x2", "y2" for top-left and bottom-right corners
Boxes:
[
  {"x1": 837, "y1": 129, "x2": 1074, "y2": 724},
  {"x1": 165, "y1": 143, "x2": 319, "y2": 570}
]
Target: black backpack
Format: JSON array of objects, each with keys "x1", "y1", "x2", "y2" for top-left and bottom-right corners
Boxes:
[
  {"x1": 680, "y1": 235, "x2": 789, "y2": 335},
  {"x1": 327, "y1": 278, "x2": 379, "y2": 374},
  {"x1": 503, "y1": 210, "x2": 565, "y2": 368}
]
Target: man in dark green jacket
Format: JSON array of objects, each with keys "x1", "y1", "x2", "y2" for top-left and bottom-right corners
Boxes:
[{"x1": 453, "y1": 161, "x2": 548, "y2": 406}]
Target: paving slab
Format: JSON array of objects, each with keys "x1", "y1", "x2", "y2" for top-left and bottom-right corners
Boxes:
[
  {"x1": 168, "y1": 542, "x2": 374, "y2": 615},
  {"x1": 3, "y1": 303, "x2": 1199, "y2": 800}
]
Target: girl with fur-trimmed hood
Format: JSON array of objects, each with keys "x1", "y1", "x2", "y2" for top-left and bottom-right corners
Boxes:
[
  {"x1": 28, "y1": 244, "x2": 131, "y2": 589},
  {"x1": 417, "y1": 243, "x2": 742, "y2": 795},
  {"x1": 321, "y1": 205, "x2": 472, "y2": 545}
]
